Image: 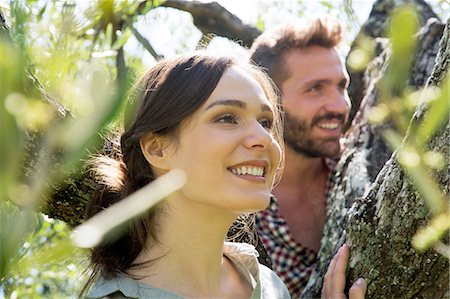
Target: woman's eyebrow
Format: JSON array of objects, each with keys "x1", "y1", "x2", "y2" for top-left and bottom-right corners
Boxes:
[
  {"x1": 261, "y1": 104, "x2": 272, "y2": 112},
  {"x1": 205, "y1": 99, "x2": 273, "y2": 114},
  {"x1": 205, "y1": 99, "x2": 246, "y2": 110}
]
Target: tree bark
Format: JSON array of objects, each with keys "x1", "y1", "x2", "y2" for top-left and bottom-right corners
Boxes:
[
  {"x1": 302, "y1": 12, "x2": 448, "y2": 299},
  {"x1": 345, "y1": 21, "x2": 449, "y2": 295},
  {"x1": 345, "y1": 0, "x2": 438, "y2": 126}
]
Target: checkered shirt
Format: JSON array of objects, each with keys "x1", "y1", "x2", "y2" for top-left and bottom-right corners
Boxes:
[{"x1": 255, "y1": 158, "x2": 337, "y2": 298}]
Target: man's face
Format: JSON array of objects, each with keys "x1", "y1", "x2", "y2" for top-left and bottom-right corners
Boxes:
[{"x1": 280, "y1": 46, "x2": 350, "y2": 158}]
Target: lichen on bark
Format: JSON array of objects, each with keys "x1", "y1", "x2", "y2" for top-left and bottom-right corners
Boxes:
[{"x1": 302, "y1": 6, "x2": 448, "y2": 299}]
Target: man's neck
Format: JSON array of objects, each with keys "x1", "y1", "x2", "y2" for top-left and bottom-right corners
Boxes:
[
  {"x1": 271, "y1": 146, "x2": 331, "y2": 252},
  {"x1": 276, "y1": 146, "x2": 329, "y2": 192}
]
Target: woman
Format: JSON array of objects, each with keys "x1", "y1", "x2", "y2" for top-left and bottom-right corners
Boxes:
[{"x1": 83, "y1": 52, "x2": 366, "y2": 298}]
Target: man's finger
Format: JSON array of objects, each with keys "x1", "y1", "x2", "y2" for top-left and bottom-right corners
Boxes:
[
  {"x1": 349, "y1": 278, "x2": 367, "y2": 299},
  {"x1": 322, "y1": 245, "x2": 344, "y2": 298},
  {"x1": 332, "y1": 244, "x2": 349, "y2": 291}
]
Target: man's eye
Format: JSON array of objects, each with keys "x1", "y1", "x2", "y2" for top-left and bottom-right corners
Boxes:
[
  {"x1": 308, "y1": 85, "x2": 322, "y2": 92},
  {"x1": 259, "y1": 118, "x2": 274, "y2": 130},
  {"x1": 338, "y1": 82, "x2": 348, "y2": 91},
  {"x1": 216, "y1": 114, "x2": 238, "y2": 124}
]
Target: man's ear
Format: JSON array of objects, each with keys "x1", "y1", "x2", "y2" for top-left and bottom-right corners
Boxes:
[{"x1": 140, "y1": 133, "x2": 171, "y2": 171}]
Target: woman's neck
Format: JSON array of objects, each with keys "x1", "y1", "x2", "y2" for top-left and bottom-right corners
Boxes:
[{"x1": 129, "y1": 196, "x2": 239, "y2": 297}]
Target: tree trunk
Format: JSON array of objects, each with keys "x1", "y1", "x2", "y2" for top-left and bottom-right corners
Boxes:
[
  {"x1": 345, "y1": 21, "x2": 449, "y2": 295},
  {"x1": 302, "y1": 12, "x2": 448, "y2": 299},
  {"x1": 345, "y1": 0, "x2": 437, "y2": 125}
]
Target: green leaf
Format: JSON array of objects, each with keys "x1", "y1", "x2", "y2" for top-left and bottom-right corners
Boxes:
[
  {"x1": 112, "y1": 26, "x2": 132, "y2": 50},
  {"x1": 416, "y1": 74, "x2": 450, "y2": 144},
  {"x1": 0, "y1": 201, "x2": 36, "y2": 281},
  {"x1": 134, "y1": 0, "x2": 157, "y2": 15},
  {"x1": 383, "y1": 5, "x2": 419, "y2": 97},
  {"x1": 12, "y1": 234, "x2": 80, "y2": 276},
  {"x1": 319, "y1": 1, "x2": 333, "y2": 10},
  {"x1": 0, "y1": 41, "x2": 24, "y2": 204},
  {"x1": 256, "y1": 16, "x2": 265, "y2": 32},
  {"x1": 104, "y1": 22, "x2": 113, "y2": 48},
  {"x1": 37, "y1": 3, "x2": 47, "y2": 20},
  {"x1": 413, "y1": 213, "x2": 450, "y2": 252}
]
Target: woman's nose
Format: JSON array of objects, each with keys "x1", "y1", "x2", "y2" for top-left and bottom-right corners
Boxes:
[{"x1": 244, "y1": 121, "x2": 273, "y2": 150}]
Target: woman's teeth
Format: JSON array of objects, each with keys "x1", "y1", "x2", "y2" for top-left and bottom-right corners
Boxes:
[{"x1": 230, "y1": 166, "x2": 264, "y2": 176}]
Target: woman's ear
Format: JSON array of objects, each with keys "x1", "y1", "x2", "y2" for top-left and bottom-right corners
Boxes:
[{"x1": 140, "y1": 133, "x2": 171, "y2": 171}]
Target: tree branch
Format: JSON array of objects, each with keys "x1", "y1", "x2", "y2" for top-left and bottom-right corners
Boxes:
[
  {"x1": 128, "y1": 22, "x2": 162, "y2": 60},
  {"x1": 159, "y1": 0, "x2": 261, "y2": 48}
]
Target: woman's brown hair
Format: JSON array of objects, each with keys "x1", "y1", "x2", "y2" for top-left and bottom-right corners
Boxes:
[{"x1": 82, "y1": 51, "x2": 284, "y2": 294}]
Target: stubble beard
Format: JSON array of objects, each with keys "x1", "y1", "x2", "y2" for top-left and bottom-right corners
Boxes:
[{"x1": 284, "y1": 111, "x2": 343, "y2": 158}]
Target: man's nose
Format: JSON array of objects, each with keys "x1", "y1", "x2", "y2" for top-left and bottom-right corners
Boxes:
[{"x1": 326, "y1": 89, "x2": 351, "y2": 116}]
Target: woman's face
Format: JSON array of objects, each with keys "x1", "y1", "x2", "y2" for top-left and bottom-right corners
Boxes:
[{"x1": 162, "y1": 65, "x2": 282, "y2": 214}]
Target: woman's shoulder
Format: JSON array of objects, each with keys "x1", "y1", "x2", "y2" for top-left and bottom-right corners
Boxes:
[
  {"x1": 258, "y1": 263, "x2": 291, "y2": 299},
  {"x1": 224, "y1": 242, "x2": 290, "y2": 299}
]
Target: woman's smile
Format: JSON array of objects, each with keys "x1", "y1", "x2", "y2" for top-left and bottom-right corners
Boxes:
[{"x1": 228, "y1": 160, "x2": 269, "y2": 183}]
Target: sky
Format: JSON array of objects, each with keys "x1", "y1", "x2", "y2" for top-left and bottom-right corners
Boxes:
[
  {"x1": 2, "y1": 0, "x2": 447, "y2": 67},
  {"x1": 125, "y1": 0, "x2": 376, "y2": 66}
]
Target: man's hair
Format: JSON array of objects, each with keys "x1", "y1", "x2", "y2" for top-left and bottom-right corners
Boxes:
[{"x1": 249, "y1": 17, "x2": 343, "y2": 89}]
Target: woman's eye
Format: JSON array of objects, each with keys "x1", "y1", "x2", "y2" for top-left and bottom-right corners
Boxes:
[
  {"x1": 216, "y1": 114, "x2": 237, "y2": 124},
  {"x1": 259, "y1": 118, "x2": 273, "y2": 130}
]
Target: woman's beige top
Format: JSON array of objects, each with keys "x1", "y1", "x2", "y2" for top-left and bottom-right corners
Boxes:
[{"x1": 87, "y1": 242, "x2": 291, "y2": 298}]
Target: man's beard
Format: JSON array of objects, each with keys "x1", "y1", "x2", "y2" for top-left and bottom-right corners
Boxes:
[{"x1": 284, "y1": 111, "x2": 345, "y2": 158}]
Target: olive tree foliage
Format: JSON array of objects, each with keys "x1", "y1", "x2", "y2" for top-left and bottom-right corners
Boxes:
[
  {"x1": 0, "y1": 1, "x2": 128, "y2": 296},
  {"x1": 0, "y1": 0, "x2": 448, "y2": 297}
]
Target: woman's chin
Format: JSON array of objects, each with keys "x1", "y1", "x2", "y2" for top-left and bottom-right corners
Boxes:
[{"x1": 236, "y1": 196, "x2": 270, "y2": 214}]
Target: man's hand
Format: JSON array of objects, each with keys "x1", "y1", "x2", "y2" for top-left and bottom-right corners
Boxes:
[{"x1": 322, "y1": 244, "x2": 367, "y2": 299}]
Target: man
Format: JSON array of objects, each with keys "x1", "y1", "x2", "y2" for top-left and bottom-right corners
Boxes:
[{"x1": 249, "y1": 17, "x2": 351, "y2": 298}]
